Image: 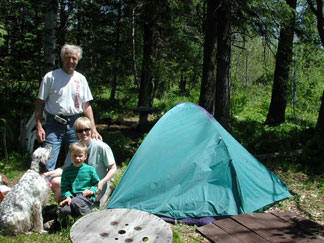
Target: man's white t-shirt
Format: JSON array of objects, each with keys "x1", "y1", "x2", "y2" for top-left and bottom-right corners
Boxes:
[{"x1": 38, "y1": 68, "x2": 93, "y2": 115}]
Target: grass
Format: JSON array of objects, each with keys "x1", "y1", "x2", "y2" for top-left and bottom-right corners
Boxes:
[
  {"x1": 1, "y1": 161, "x2": 322, "y2": 242},
  {"x1": 1, "y1": 132, "x2": 323, "y2": 243},
  {"x1": 263, "y1": 160, "x2": 324, "y2": 225}
]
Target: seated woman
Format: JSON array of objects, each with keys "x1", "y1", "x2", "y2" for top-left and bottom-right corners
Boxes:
[{"x1": 44, "y1": 117, "x2": 117, "y2": 207}]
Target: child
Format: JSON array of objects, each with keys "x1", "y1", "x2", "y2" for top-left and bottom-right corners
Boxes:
[
  {"x1": 44, "y1": 117, "x2": 117, "y2": 207},
  {"x1": 58, "y1": 142, "x2": 100, "y2": 217}
]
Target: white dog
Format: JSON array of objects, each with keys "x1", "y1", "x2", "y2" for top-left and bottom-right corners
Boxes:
[{"x1": 0, "y1": 146, "x2": 52, "y2": 235}]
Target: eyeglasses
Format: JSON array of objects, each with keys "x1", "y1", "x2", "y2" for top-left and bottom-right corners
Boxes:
[{"x1": 76, "y1": 128, "x2": 91, "y2": 133}]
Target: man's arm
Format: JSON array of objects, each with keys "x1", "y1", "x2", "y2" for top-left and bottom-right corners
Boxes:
[
  {"x1": 35, "y1": 99, "x2": 46, "y2": 143},
  {"x1": 83, "y1": 101, "x2": 102, "y2": 140}
]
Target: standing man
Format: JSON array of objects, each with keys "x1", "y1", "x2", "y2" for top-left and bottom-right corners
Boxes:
[{"x1": 35, "y1": 44, "x2": 102, "y2": 171}]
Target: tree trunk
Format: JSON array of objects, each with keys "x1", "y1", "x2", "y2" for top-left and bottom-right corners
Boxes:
[
  {"x1": 316, "y1": 90, "x2": 324, "y2": 132},
  {"x1": 306, "y1": 0, "x2": 324, "y2": 133},
  {"x1": 44, "y1": 0, "x2": 58, "y2": 75},
  {"x1": 199, "y1": 0, "x2": 218, "y2": 114},
  {"x1": 110, "y1": 2, "x2": 122, "y2": 101},
  {"x1": 179, "y1": 72, "x2": 186, "y2": 94},
  {"x1": 307, "y1": 0, "x2": 324, "y2": 46},
  {"x1": 214, "y1": 2, "x2": 231, "y2": 128},
  {"x1": 265, "y1": 0, "x2": 297, "y2": 125},
  {"x1": 57, "y1": 0, "x2": 74, "y2": 47},
  {"x1": 138, "y1": 2, "x2": 154, "y2": 128},
  {"x1": 132, "y1": 6, "x2": 140, "y2": 88}
]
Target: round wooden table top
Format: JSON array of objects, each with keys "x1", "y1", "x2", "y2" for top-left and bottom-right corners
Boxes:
[{"x1": 70, "y1": 208, "x2": 173, "y2": 243}]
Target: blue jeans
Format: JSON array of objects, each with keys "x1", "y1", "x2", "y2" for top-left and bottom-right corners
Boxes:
[{"x1": 44, "y1": 114, "x2": 79, "y2": 171}]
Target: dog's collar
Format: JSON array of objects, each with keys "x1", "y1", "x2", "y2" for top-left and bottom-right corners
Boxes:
[
  {"x1": 30, "y1": 168, "x2": 40, "y2": 174},
  {"x1": 29, "y1": 169, "x2": 52, "y2": 186}
]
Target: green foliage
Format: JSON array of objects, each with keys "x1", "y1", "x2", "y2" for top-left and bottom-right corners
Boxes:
[
  {"x1": 102, "y1": 130, "x2": 138, "y2": 166},
  {"x1": 0, "y1": 152, "x2": 30, "y2": 179},
  {"x1": 0, "y1": 117, "x2": 16, "y2": 158},
  {"x1": 0, "y1": 232, "x2": 70, "y2": 243},
  {"x1": 154, "y1": 85, "x2": 200, "y2": 113},
  {"x1": 231, "y1": 92, "x2": 249, "y2": 115},
  {"x1": 172, "y1": 229, "x2": 182, "y2": 243},
  {"x1": 300, "y1": 131, "x2": 324, "y2": 173},
  {"x1": 0, "y1": 0, "x2": 45, "y2": 157},
  {"x1": 0, "y1": 0, "x2": 323, "y2": 241},
  {"x1": 231, "y1": 37, "x2": 276, "y2": 88},
  {"x1": 110, "y1": 162, "x2": 128, "y2": 191},
  {"x1": 230, "y1": 118, "x2": 307, "y2": 155},
  {"x1": 0, "y1": 22, "x2": 7, "y2": 47}
]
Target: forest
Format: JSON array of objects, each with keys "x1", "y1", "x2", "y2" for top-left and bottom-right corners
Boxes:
[
  {"x1": 1, "y1": 0, "x2": 323, "y2": 169},
  {"x1": 0, "y1": 0, "x2": 323, "y2": 241}
]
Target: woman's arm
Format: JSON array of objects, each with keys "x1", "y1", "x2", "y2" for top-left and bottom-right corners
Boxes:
[{"x1": 97, "y1": 163, "x2": 117, "y2": 194}]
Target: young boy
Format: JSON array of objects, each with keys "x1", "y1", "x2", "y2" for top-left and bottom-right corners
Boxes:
[
  {"x1": 44, "y1": 117, "x2": 117, "y2": 207},
  {"x1": 58, "y1": 142, "x2": 100, "y2": 217}
]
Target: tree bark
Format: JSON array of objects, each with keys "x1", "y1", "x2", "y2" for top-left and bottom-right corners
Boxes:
[
  {"x1": 265, "y1": 0, "x2": 297, "y2": 125},
  {"x1": 199, "y1": 0, "x2": 231, "y2": 128},
  {"x1": 110, "y1": 2, "x2": 122, "y2": 101},
  {"x1": 306, "y1": 0, "x2": 324, "y2": 132},
  {"x1": 214, "y1": 2, "x2": 231, "y2": 128},
  {"x1": 179, "y1": 72, "x2": 187, "y2": 94},
  {"x1": 307, "y1": 0, "x2": 324, "y2": 46},
  {"x1": 57, "y1": 0, "x2": 74, "y2": 47},
  {"x1": 199, "y1": 0, "x2": 218, "y2": 114},
  {"x1": 132, "y1": 6, "x2": 140, "y2": 88},
  {"x1": 138, "y1": 2, "x2": 154, "y2": 128},
  {"x1": 316, "y1": 90, "x2": 324, "y2": 132},
  {"x1": 44, "y1": 0, "x2": 58, "y2": 75}
]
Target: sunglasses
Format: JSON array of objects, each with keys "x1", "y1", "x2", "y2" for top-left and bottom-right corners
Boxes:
[{"x1": 76, "y1": 128, "x2": 91, "y2": 133}]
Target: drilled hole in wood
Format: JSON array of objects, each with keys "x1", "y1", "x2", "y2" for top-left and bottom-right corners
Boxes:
[
  {"x1": 142, "y1": 237, "x2": 149, "y2": 242},
  {"x1": 125, "y1": 238, "x2": 133, "y2": 242},
  {"x1": 125, "y1": 223, "x2": 129, "y2": 226},
  {"x1": 100, "y1": 232, "x2": 109, "y2": 237},
  {"x1": 118, "y1": 230, "x2": 126, "y2": 234},
  {"x1": 111, "y1": 221, "x2": 119, "y2": 225},
  {"x1": 134, "y1": 226, "x2": 142, "y2": 231}
]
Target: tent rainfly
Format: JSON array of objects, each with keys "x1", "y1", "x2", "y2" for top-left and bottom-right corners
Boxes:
[{"x1": 107, "y1": 102, "x2": 292, "y2": 222}]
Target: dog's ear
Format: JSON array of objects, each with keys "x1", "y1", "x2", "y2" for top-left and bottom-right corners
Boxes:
[
  {"x1": 0, "y1": 191, "x2": 4, "y2": 201},
  {"x1": 0, "y1": 174, "x2": 8, "y2": 186},
  {"x1": 41, "y1": 145, "x2": 52, "y2": 165},
  {"x1": 39, "y1": 161, "x2": 48, "y2": 174},
  {"x1": 44, "y1": 144, "x2": 52, "y2": 153}
]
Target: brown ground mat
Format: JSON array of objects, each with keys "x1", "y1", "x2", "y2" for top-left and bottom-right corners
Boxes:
[{"x1": 197, "y1": 212, "x2": 324, "y2": 242}]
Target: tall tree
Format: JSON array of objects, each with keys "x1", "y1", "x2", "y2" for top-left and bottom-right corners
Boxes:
[
  {"x1": 199, "y1": 0, "x2": 217, "y2": 114},
  {"x1": 110, "y1": 0, "x2": 122, "y2": 101},
  {"x1": 199, "y1": 0, "x2": 231, "y2": 127},
  {"x1": 57, "y1": 0, "x2": 75, "y2": 47},
  {"x1": 131, "y1": 4, "x2": 140, "y2": 88},
  {"x1": 214, "y1": 2, "x2": 231, "y2": 127},
  {"x1": 306, "y1": 0, "x2": 324, "y2": 131},
  {"x1": 138, "y1": 1, "x2": 155, "y2": 127},
  {"x1": 0, "y1": 0, "x2": 44, "y2": 116},
  {"x1": 307, "y1": 0, "x2": 324, "y2": 45},
  {"x1": 317, "y1": 91, "x2": 324, "y2": 131},
  {"x1": 137, "y1": 0, "x2": 171, "y2": 127},
  {"x1": 44, "y1": 0, "x2": 58, "y2": 75},
  {"x1": 265, "y1": 0, "x2": 297, "y2": 125}
]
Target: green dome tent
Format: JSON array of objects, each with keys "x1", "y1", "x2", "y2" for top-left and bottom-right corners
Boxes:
[{"x1": 107, "y1": 102, "x2": 291, "y2": 221}]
